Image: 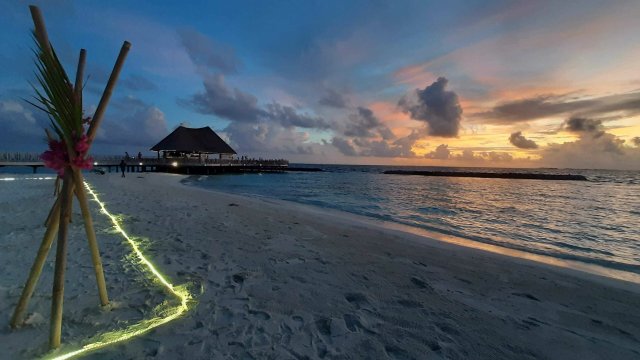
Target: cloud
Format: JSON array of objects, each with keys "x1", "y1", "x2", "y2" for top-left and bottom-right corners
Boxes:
[
  {"x1": 0, "y1": 100, "x2": 49, "y2": 151},
  {"x1": 177, "y1": 28, "x2": 240, "y2": 74},
  {"x1": 509, "y1": 131, "x2": 538, "y2": 149},
  {"x1": 318, "y1": 89, "x2": 349, "y2": 108},
  {"x1": 265, "y1": 102, "x2": 330, "y2": 129},
  {"x1": 97, "y1": 102, "x2": 168, "y2": 149},
  {"x1": 327, "y1": 106, "x2": 413, "y2": 157},
  {"x1": 343, "y1": 107, "x2": 394, "y2": 139},
  {"x1": 179, "y1": 73, "x2": 265, "y2": 123},
  {"x1": 541, "y1": 132, "x2": 640, "y2": 169},
  {"x1": 391, "y1": 130, "x2": 422, "y2": 157},
  {"x1": 398, "y1": 77, "x2": 462, "y2": 137},
  {"x1": 331, "y1": 137, "x2": 358, "y2": 156},
  {"x1": 538, "y1": 115, "x2": 640, "y2": 169},
  {"x1": 224, "y1": 121, "x2": 314, "y2": 155},
  {"x1": 475, "y1": 92, "x2": 640, "y2": 124},
  {"x1": 425, "y1": 144, "x2": 451, "y2": 159},
  {"x1": 120, "y1": 74, "x2": 158, "y2": 91},
  {"x1": 633, "y1": 137, "x2": 640, "y2": 147},
  {"x1": 462, "y1": 150, "x2": 513, "y2": 162},
  {"x1": 0, "y1": 96, "x2": 168, "y2": 154},
  {"x1": 423, "y1": 143, "x2": 514, "y2": 162},
  {"x1": 181, "y1": 74, "x2": 329, "y2": 130},
  {"x1": 564, "y1": 117, "x2": 603, "y2": 134}
]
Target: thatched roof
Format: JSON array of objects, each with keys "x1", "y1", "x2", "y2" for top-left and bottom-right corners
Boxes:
[{"x1": 150, "y1": 126, "x2": 236, "y2": 154}]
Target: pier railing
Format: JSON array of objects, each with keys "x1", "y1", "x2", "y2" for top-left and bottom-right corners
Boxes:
[
  {"x1": 0, "y1": 152, "x2": 43, "y2": 162},
  {"x1": 0, "y1": 152, "x2": 289, "y2": 167}
]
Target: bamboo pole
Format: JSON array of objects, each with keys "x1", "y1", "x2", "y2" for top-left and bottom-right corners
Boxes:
[
  {"x1": 45, "y1": 195, "x2": 60, "y2": 227},
  {"x1": 29, "y1": 6, "x2": 52, "y2": 57},
  {"x1": 10, "y1": 202, "x2": 61, "y2": 329},
  {"x1": 72, "y1": 170, "x2": 109, "y2": 306},
  {"x1": 74, "y1": 49, "x2": 86, "y2": 106},
  {"x1": 86, "y1": 41, "x2": 131, "y2": 146},
  {"x1": 49, "y1": 170, "x2": 73, "y2": 349}
]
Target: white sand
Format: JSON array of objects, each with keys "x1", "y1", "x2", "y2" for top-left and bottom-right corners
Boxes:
[{"x1": 1, "y1": 173, "x2": 640, "y2": 359}]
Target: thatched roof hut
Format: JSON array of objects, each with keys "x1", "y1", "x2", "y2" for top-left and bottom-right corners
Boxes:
[{"x1": 150, "y1": 126, "x2": 236, "y2": 157}]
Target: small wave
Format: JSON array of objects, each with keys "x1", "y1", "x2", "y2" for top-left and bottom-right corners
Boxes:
[{"x1": 416, "y1": 206, "x2": 457, "y2": 216}]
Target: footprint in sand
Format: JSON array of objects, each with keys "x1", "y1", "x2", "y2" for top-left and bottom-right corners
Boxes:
[
  {"x1": 248, "y1": 309, "x2": 271, "y2": 321},
  {"x1": 344, "y1": 293, "x2": 370, "y2": 309},
  {"x1": 314, "y1": 317, "x2": 332, "y2": 336},
  {"x1": 410, "y1": 276, "x2": 432, "y2": 290},
  {"x1": 291, "y1": 315, "x2": 304, "y2": 330}
]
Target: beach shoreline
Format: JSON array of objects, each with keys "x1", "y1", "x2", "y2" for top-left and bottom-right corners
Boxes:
[
  {"x1": 181, "y1": 174, "x2": 640, "y2": 291},
  {"x1": 1, "y1": 172, "x2": 639, "y2": 359}
]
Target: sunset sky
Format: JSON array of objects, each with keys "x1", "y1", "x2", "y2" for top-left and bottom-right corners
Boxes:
[{"x1": 1, "y1": 0, "x2": 639, "y2": 169}]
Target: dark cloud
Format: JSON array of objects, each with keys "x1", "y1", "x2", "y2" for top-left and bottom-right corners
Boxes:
[
  {"x1": 425, "y1": 144, "x2": 450, "y2": 159},
  {"x1": 632, "y1": 137, "x2": 640, "y2": 147},
  {"x1": 0, "y1": 100, "x2": 49, "y2": 151},
  {"x1": 475, "y1": 92, "x2": 640, "y2": 124},
  {"x1": 318, "y1": 89, "x2": 348, "y2": 108},
  {"x1": 179, "y1": 74, "x2": 265, "y2": 122},
  {"x1": 120, "y1": 74, "x2": 158, "y2": 92},
  {"x1": 509, "y1": 131, "x2": 538, "y2": 149},
  {"x1": 327, "y1": 106, "x2": 408, "y2": 157},
  {"x1": 398, "y1": 77, "x2": 462, "y2": 137},
  {"x1": 331, "y1": 137, "x2": 357, "y2": 156},
  {"x1": 181, "y1": 74, "x2": 329, "y2": 130},
  {"x1": 480, "y1": 95, "x2": 590, "y2": 123},
  {"x1": 360, "y1": 140, "x2": 401, "y2": 157},
  {"x1": 265, "y1": 103, "x2": 330, "y2": 129},
  {"x1": 343, "y1": 107, "x2": 394, "y2": 139},
  {"x1": 178, "y1": 28, "x2": 240, "y2": 74},
  {"x1": 564, "y1": 117, "x2": 603, "y2": 134}
]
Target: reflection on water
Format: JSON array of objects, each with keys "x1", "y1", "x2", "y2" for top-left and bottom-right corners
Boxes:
[{"x1": 184, "y1": 165, "x2": 640, "y2": 275}]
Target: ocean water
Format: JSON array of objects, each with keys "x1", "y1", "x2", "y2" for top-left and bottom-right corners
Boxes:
[{"x1": 184, "y1": 165, "x2": 640, "y2": 275}]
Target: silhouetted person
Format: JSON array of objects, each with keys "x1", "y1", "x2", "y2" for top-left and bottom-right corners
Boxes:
[
  {"x1": 120, "y1": 159, "x2": 126, "y2": 177},
  {"x1": 137, "y1": 152, "x2": 142, "y2": 160}
]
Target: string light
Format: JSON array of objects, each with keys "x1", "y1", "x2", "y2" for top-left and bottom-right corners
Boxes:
[
  {"x1": 0, "y1": 177, "x2": 56, "y2": 181},
  {"x1": 40, "y1": 181, "x2": 195, "y2": 360}
]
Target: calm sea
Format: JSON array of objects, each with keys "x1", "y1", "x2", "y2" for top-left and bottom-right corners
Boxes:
[{"x1": 184, "y1": 165, "x2": 640, "y2": 276}]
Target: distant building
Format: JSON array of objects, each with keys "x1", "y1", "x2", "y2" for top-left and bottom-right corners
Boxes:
[{"x1": 150, "y1": 126, "x2": 236, "y2": 160}]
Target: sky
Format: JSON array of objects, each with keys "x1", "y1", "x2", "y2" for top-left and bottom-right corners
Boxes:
[{"x1": 1, "y1": 0, "x2": 639, "y2": 169}]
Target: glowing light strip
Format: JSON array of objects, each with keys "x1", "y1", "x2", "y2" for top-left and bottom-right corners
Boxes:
[
  {"x1": 0, "y1": 176, "x2": 56, "y2": 181},
  {"x1": 43, "y1": 181, "x2": 194, "y2": 360}
]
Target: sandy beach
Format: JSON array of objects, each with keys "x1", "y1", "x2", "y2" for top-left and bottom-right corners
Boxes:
[{"x1": 1, "y1": 172, "x2": 640, "y2": 359}]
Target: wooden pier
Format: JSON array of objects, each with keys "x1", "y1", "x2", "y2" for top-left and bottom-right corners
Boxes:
[{"x1": 0, "y1": 154, "x2": 321, "y2": 175}]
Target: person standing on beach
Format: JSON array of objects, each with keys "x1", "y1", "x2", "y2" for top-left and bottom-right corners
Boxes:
[{"x1": 119, "y1": 159, "x2": 126, "y2": 178}]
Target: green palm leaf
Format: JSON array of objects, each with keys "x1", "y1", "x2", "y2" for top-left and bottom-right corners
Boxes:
[{"x1": 29, "y1": 32, "x2": 82, "y2": 147}]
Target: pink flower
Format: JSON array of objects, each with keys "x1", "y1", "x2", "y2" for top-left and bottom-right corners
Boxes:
[
  {"x1": 41, "y1": 134, "x2": 93, "y2": 175},
  {"x1": 72, "y1": 155, "x2": 93, "y2": 170},
  {"x1": 41, "y1": 139, "x2": 68, "y2": 176},
  {"x1": 75, "y1": 135, "x2": 89, "y2": 153}
]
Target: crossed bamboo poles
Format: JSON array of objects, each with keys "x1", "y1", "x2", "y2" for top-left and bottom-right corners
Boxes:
[{"x1": 10, "y1": 5, "x2": 131, "y2": 350}]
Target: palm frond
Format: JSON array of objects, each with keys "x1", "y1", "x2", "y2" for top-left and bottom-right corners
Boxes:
[{"x1": 29, "y1": 32, "x2": 82, "y2": 146}]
